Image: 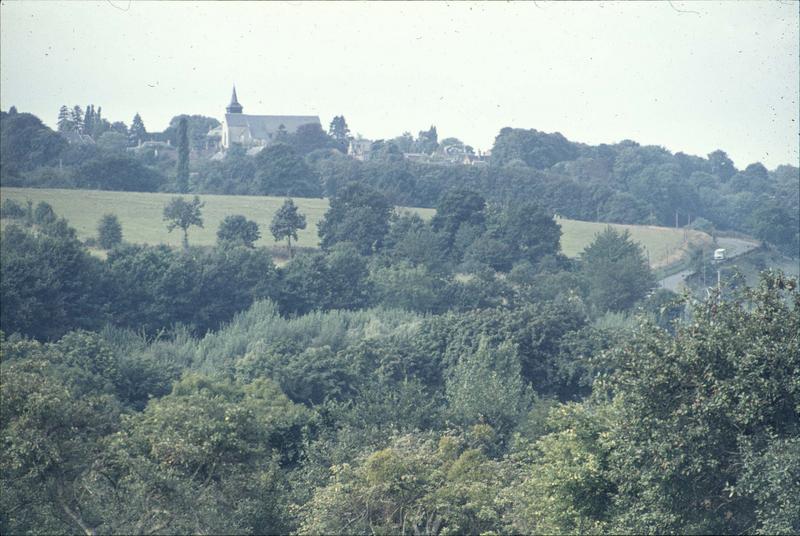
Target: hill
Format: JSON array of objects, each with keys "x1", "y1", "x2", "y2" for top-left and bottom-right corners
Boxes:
[{"x1": 0, "y1": 187, "x2": 708, "y2": 266}]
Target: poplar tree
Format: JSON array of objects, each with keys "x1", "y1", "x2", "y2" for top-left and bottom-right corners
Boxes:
[
  {"x1": 176, "y1": 117, "x2": 190, "y2": 193},
  {"x1": 84, "y1": 105, "x2": 95, "y2": 136}
]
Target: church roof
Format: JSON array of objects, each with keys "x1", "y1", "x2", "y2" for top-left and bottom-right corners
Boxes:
[
  {"x1": 224, "y1": 113, "x2": 321, "y2": 140},
  {"x1": 227, "y1": 85, "x2": 244, "y2": 114}
]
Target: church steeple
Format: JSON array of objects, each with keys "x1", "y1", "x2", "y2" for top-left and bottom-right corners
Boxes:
[{"x1": 226, "y1": 85, "x2": 243, "y2": 114}]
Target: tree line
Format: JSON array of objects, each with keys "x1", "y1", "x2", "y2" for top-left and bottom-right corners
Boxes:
[{"x1": 2, "y1": 107, "x2": 797, "y2": 254}]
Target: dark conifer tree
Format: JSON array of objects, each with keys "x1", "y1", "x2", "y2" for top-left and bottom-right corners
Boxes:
[
  {"x1": 84, "y1": 105, "x2": 95, "y2": 136},
  {"x1": 129, "y1": 113, "x2": 147, "y2": 146},
  {"x1": 70, "y1": 105, "x2": 84, "y2": 133},
  {"x1": 57, "y1": 105, "x2": 72, "y2": 132},
  {"x1": 328, "y1": 115, "x2": 351, "y2": 152}
]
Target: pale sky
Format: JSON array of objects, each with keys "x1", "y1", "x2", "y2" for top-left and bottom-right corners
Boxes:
[{"x1": 1, "y1": 1, "x2": 798, "y2": 169}]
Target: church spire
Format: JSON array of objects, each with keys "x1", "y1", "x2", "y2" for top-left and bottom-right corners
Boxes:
[{"x1": 226, "y1": 85, "x2": 243, "y2": 114}]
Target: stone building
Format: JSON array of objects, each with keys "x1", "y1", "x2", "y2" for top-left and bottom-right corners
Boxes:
[{"x1": 207, "y1": 87, "x2": 321, "y2": 150}]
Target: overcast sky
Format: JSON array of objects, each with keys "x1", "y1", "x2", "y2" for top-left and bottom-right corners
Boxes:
[{"x1": 1, "y1": 1, "x2": 798, "y2": 168}]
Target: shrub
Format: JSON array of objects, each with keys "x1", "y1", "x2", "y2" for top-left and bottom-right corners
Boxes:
[
  {"x1": 0, "y1": 198, "x2": 25, "y2": 219},
  {"x1": 33, "y1": 201, "x2": 56, "y2": 225},
  {"x1": 217, "y1": 214, "x2": 260, "y2": 248}
]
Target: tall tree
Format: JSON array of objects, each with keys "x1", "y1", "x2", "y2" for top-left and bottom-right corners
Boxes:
[
  {"x1": 254, "y1": 143, "x2": 320, "y2": 197},
  {"x1": 97, "y1": 213, "x2": 123, "y2": 249},
  {"x1": 431, "y1": 188, "x2": 486, "y2": 242},
  {"x1": 94, "y1": 106, "x2": 103, "y2": 133},
  {"x1": 328, "y1": 115, "x2": 350, "y2": 152},
  {"x1": 176, "y1": 116, "x2": 190, "y2": 192},
  {"x1": 707, "y1": 149, "x2": 736, "y2": 181},
  {"x1": 579, "y1": 226, "x2": 655, "y2": 312},
  {"x1": 495, "y1": 202, "x2": 562, "y2": 264},
  {"x1": 318, "y1": 183, "x2": 392, "y2": 255},
  {"x1": 270, "y1": 198, "x2": 306, "y2": 257},
  {"x1": 163, "y1": 196, "x2": 204, "y2": 250},
  {"x1": 57, "y1": 105, "x2": 72, "y2": 132},
  {"x1": 416, "y1": 125, "x2": 439, "y2": 154},
  {"x1": 288, "y1": 123, "x2": 332, "y2": 155},
  {"x1": 70, "y1": 105, "x2": 84, "y2": 133},
  {"x1": 128, "y1": 113, "x2": 147, "y2": 146},
  {"x1": 83, "y1": 105, "x2": 95, "y2": 136}
]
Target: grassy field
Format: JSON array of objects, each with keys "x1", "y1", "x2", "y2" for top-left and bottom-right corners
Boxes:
[
  {"x1": 556, "y1": 216, "x2": 711, "y2": 268},
  {"x1": 0, "y1": 187, "x2": 432, "y2": 250},
  {"x1": 1, "y1": 187, "x2": 706, "y2": 266}
]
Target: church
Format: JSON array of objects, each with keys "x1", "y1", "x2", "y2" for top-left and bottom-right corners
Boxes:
[{"x1": 207, "y1": 86, "x2": 320, "y2": 152}]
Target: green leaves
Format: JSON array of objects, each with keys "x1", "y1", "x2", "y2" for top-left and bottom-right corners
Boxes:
[
  {"x1": 504, "y1": 403, "x2": 615, "y2": 535},
  {"x1": 255, "y1": 142, "x2": 321, "y2": 197},
  {"x1": 601, "y1": 272, "x2": 800, "y2": 534},
  {"x1": 217, "y1": 214, "x2": 260, "y2": 248},
  {"x1": 580, "y1": 226, "x2": 656, "y2": 313},
  {"x1": 162, "y1": 195, "x2": 204, "y2": 249},
  {"x1": 299, "y1": 433, "x2": 509, "y2": 535},
  {"x1": 445, "y1": 338, "x2": 532, "y2": 436},
  {"x1": 318, "y1": 183, "x2": 392, "y2": 255},
  {"x1": 269, "y1": 198, "x2": 306, "y2": 256}
]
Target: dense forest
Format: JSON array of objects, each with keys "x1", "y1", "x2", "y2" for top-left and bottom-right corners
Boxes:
[{"x1": 1, "y1": 104, "x2": 799, "y2": 534}]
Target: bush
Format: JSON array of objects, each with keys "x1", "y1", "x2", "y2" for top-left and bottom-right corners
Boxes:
[
  {"x1": 33, "y1": 201, "x2": 56, "y2": 225},
  {"x1": 0, "y1": 198, "x2": 25, "y2": 219},
  {"x1": 217, "y1": 214, "x2": 260, "y2": 248}
]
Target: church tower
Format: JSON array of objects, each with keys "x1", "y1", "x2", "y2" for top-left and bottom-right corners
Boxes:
[{"x1": 226, "y1": 85, "x2": 243, "y2": 114}]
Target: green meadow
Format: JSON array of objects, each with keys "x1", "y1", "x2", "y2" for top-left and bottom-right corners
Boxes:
[{"x1": 1, "y1": 187, "x2": 706, "y2": 266}]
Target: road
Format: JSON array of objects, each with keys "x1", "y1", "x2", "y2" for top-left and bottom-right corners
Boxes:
[{"x1": 658, "y1": 237, "x2": 760, "y2": 292}]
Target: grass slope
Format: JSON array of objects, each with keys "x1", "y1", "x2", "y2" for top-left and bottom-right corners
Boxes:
[
  {"x1": 1, "y1": 187, "x2": 706, "y2": 266},
  {"x1": 556, "y1": 216, "x2": 710, "y2": 268}
]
